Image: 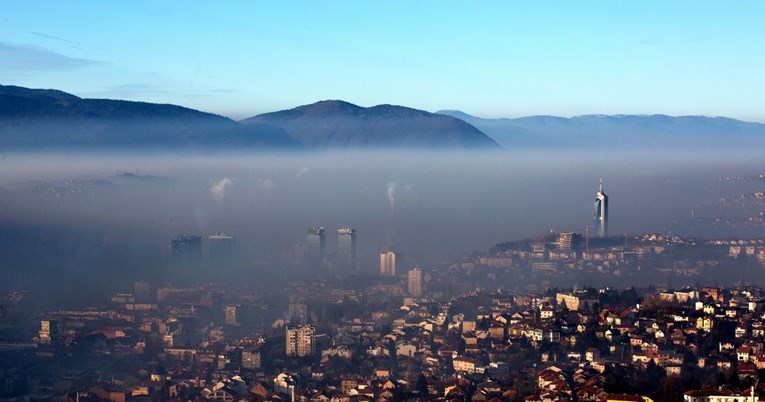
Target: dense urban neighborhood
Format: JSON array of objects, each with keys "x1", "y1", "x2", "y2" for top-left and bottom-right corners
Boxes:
[{"x1": 3, "y1": 231, "x2": 765, "y2": 402}]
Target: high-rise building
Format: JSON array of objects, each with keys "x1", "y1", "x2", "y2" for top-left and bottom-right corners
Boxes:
[
  {"x1": 209, "y1": 233, "x2": 236, "y2": 264},
  {"x1": 134, "y1": 281, "x2": 152, "y2": 303},
  {"x1": 225, "y1": 305, "x2": 239, "y2": 325},
  {"x1": 242, "y1": 348, "x2": 261, "y2": 369},
  {"x1": 594, "y1": 180, "x2": 609, "y2": 238},
  {"x1": 306, "y1": 227, "x2": 326, "y2": 267},
  {"x1": 380, "y1": 251, "x2": 397, "y2": 277},
  {"x1": 39, "y1": 320, "x2": 59, "y2": 345},
  {"x1": 408, "y1": 267, "x2": 423, "y2": 297},
  {"x1": 286, "y1": 325, "x2": 315, "y2": 357},
  {"x1": 557, "y1": 232, "x2": 579, "y2": 251},
  {"x1": 170, "y1": 235, "x2": 202, "y2": 260},
  {"x1": 337, "y1": 227, "x2": 357, "y2": 270}
]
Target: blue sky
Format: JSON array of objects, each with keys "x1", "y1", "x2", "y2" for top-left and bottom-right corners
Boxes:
[{"x1": 1, "y1": 1, "x2": 763, "y2": 121}]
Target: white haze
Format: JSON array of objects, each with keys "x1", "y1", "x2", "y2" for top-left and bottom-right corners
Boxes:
[{"x1": 0, "y1": 148, "x2": 764, "y2": 274}]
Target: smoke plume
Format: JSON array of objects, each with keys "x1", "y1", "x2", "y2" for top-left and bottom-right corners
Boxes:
[
  {"x1": 210, "y1": 178, "x2": 232, "y2": 203},
  {"x1": 386, "y1": 182, "x2": 398, "y2": 215}
]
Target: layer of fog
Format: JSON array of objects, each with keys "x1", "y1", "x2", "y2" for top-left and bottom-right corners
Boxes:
[{"x1": 1, "y1": 149, "x2": 764, "y2": 302}]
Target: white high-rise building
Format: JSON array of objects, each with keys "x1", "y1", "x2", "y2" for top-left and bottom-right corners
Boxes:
[
  {"x1": 594, "y1": 179, "x2": 609, "y2": 238},
  {"x1": 379, "y1": 251, "x2": 396, "y2": 277}
]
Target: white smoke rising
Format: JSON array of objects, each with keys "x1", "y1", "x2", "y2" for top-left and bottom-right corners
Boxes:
[
  {"x1": 210, "y1": 178, "x2": 232, "y2": 203},
  {"x1": 386, "y1": 182, "x2": 398, "y2": 215},
  {"x1": 295, "y1": 166, "x2": 309, "y2": 179}
]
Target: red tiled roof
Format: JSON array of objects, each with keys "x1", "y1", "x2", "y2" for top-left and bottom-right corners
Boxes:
[
  {"x1": 684, "y1": 388, "x2": 735, "y2": 397},
  {"x1": 601, "y1": 393, "x2": 641, "y2": 402}
]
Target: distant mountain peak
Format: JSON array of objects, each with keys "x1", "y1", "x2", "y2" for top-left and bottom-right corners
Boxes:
[
  {"x1": 295, "y1": 99, "x2": 361, "y2": 113},
  {"x1": 435, "y1": 109, "x2": 473, "y2": 118},
  {"x1": 243, "y1": 101, "x2": 500, "y2": 149},
  {"x1": 0, "y1": 84, "x2": 81, "y2": 103}
]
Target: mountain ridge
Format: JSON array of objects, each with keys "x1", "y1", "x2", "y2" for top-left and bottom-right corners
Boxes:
[
  {"x1": 0, "y1": 84, "x2": 304, "y2": 151},
  {"x1": 0, "y1": 86, "x2": 500, "y2": 151},
  {"x1": 3, "y1": 84, "x2": 763, "y2": 151},
  {"x1": 437, "y1": 109, "x2": 765, "y2": 149},
  {"x1": 242, "y1": 100, "x2": 500, "y2": 149}
]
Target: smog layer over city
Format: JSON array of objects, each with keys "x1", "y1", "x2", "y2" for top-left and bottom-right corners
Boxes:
[
  {"x1": 2, "y1": 150, "x2": 765, "y2": 298},
  {"x1": 2, "y1": 3, "x2": 765, "y2": 402}
]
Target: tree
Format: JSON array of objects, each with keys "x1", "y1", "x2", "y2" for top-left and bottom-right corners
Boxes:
[
  {"x1": 657, "y1": 376, "x2": 681, "y2": 402},
  {"x1": 620, "y1": 287, "x2": 640, "y2": 307},
  {"x1": 416, "y1": 373, "x2": 429, "y2": 396}
]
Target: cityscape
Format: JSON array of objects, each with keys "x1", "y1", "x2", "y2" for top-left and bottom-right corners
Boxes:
[
  {"x1": 4, "y1": 177, "x2": 765, "y2": 402},
  {"x1": 2, "y1": 2, "x2": 765, "y2": 402}
]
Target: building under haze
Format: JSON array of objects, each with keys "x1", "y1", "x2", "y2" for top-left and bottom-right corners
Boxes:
[
  {"x1": 134, "y1": 281, "x2": 152, "y2": 303},
  {"x1": 408, "y1": 267, "x2": 423, "y2": 297},
  {"x1": 594, "y1": 180, "x2": 609, "y2": 238},
  {"x1": 286, "y1": 325, "x2": 315, "y2": 357},
  {"x1": 337, "y1": 227, "x2": 357, "y2": 271},
  {"x1": 209, "y1": 232, "x2": 236, "y2": 263},
  {"x1": 306, "y1": 227, "x2": 326, "y2": 268},
  {"x1": 170, "y1": 235, "x2": 202, "y2": 261},
  {"x1": 39, "y1": 320, "x2": 59, "y2": 345},
  {"x1": 225, "y1": 305, "x2": 239, "y2": 326},
  {"x1": 557, "y1": 232, "x2": 579, "y2": 252},
  {"x1": 380, "y1": 251, "x2": 397, "y2": 277}
]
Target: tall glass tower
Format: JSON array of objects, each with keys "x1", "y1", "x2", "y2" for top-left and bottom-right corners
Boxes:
[
  {"x1": 170, "y1": 235, "x2": 202, "y2": 266},
  {"x1": 337, "y1": 227, "x2": 357, "y2": 271},
  {"x1": 209, "y1": 232, "x2": 236, "y2": 265},
  {"x1": 594, "y1": 179, "x2": 608, "y2": 238},
  {"x1": 306, "y1": 227, "x2": 326, "y2": 267}
]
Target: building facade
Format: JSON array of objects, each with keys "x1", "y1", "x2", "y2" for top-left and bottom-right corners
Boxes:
[
  {"x1": 286, "y1": 325, "x2": 315, "y2": 357},
  {"x1": 39, "y1": 320, "x2": 59, "y2": 344},
  {"x1": 209, "y1": 233, "x2": 236, "y2": 263},
  {"x1": 241, "y1": 349, "x2": 261, "y2": 369},
  {"x1": 306, "y1": 227, "x2": 326, "y2": 268},
  {"x1": 557, "y1": 232, "x2": 579, "y2": 251},
  {"x1": 337, "y1": 227, "x2": 357, "y2": 271},
  {"x1": 224, "y1": 305, "x2": 239, "y2": 325},
  {"x1": 170, "y1": 235, "x2": 202, "y2": 260},
  {"x1": 134, "y1": 281, "x2": 151, "y2": 303},
  {"x1": 380, "y1": 251, "x2": 397, "y2": 277},
  {"x1": 408, "y1": 267, "x2": 423, "y2": 297}
]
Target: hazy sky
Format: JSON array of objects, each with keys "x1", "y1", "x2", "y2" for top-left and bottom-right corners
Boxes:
[{"x1": 1, "y1": 1, "x2": 764, "y2": 121}]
